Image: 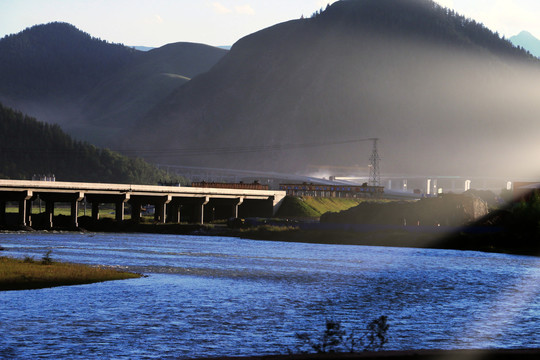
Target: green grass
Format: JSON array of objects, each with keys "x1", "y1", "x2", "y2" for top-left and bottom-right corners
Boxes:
[
  {"x1": 4, "y1": 204, "x2": 132, "y2": 219},
  {"x1": 275, "y1": 196, "x2": 379, "y2": 218},
  {"x1": 0, "y1": 256, "x2": 142, "y2": 291}
]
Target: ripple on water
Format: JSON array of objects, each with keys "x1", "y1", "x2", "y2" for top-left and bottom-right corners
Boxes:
[{"x1": 1, "y1": 232, "x2": 540, "y2": 358}]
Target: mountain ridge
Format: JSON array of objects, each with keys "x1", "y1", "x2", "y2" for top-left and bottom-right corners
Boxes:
[
  {"x1": 2, "y1": 1, "x2": 540, "y2": 180},
  {"x1": 129, "y1": 0, "x2": 540, "y2": 179},
  {"x1": 510, "y1": 30, "x2": 540, "y2": 58},
  {"x1": 0, "y1": 22, "x2": 227, "y2": 145}
]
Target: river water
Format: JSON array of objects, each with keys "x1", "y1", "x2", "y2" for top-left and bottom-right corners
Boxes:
[{"x1": 1, "y1": 232, "x2": 540, "y2": 359}]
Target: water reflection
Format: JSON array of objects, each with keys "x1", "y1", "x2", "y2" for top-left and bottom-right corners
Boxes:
[{"x1": 1, "y1": 232, "x2": 539, "y2": 359}]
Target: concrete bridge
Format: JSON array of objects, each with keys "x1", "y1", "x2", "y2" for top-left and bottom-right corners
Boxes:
[{"x1": 0, "y1": 180, "x2": 286, "y2": 229}]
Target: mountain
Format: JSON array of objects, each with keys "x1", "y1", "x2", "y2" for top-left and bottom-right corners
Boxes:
[
  {"x1": 127, "y1": 0, "x2": 540, "y2": 180},
  {"x1": 510, "y1": 31, "x2": 540, "y2": 58},
  {"x1": 0, "y1": 22, "x2": 227, "y2": 144},
  {"x1": 0, "y1": 22, "x2": 136, "y2": 100},
  {"x1": 0, "y1": 22, "x2": 136, "y2": 133},
  {"x1": 0, "y1": 102, "x2": 178, "y2": 184},
  {"x1": 131, "y1": 46, "x2": 155, "y2": 51},
  {"x1": 75, "y1": 42, "x2": 228, "y2": 143}
]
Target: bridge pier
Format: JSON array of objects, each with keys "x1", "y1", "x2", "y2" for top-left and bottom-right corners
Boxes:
[
  {"x1": 0, "y1": 180, "x2": 286, "y2": 228},
  {"x1": 0, "y1": 200, "x2": 5, "y2": 227},
  {"x1": 45, "y1": 200, "x2": 54, "y2": 229},
  {"x1": 130, "y1": 199, "x2": 142, "y2": 223},
  {"x1": 0, "y1": 190, "x2": 33, "y2": 227},
  {"x1": 71, "y1": 200, "x2": 79, "y2": 228},
  {"x1": 197, "y1": 196, "x2": 210, "y2": 225},
  {"x1": 154, "y1": 195, "x2": 172, "y2": 224},
  {"x1": 129, "y1": 195, "x2": 172, "y2": 224},
  {"x1": 26, "y1": 199, "x2": 33, "y2": 227},
  {"x1": 86, "y1": 194, "x2": 130, "y2": 222},
  {"x1": 40, "y1": 192, "x2": 84, "y2": 229},
  {"x1": 167, "y1": 203, "x2": 181, "y2": 224},
  {"x1": 115, "y1": 201, "x2": 125, "y2": 222},
  {"x1": 233, "y1": 197, "x2": 244, "y2": 218},
  {"x1": 91, "y1": 202, "x2": 100, "y2": 220}
]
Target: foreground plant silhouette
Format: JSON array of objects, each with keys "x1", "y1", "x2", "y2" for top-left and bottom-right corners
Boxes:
[{"x1": 294, "y1": 316, "x2": 389, "y2": 354}]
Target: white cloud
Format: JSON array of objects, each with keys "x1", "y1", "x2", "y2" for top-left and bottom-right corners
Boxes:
[
  {"x1": 153, "y1": 14, "x2": 164, "y2": 24},
  {"x1": 434, "y1": 0, "x2": 454, "y2": 9},
  {"x1": 212, "y1": 2, "x2": 232, "y2": 14},
  {"x1": 316, "y1": 0, "x2": 338, "y2": 9},
  {"x1": 235, "y1": 4, "x2": 255, "y2": 15}
]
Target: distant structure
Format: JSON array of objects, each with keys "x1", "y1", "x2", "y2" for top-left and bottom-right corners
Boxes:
[
  {"x1": 512, "y1": 181, "x2": 540, "y2": 202},
  {"x1": 368, "y1": 138, "x2": 380, "y2": 186},
  {"x1": 32, "y1": 174, "x2": 55, "y2": 182},
  {"x1": 191, "y1": 181, "x2": 269, "y2": 191},
  {"x1": 280, "y1": 182, "x2": 384, "y2": 198}
]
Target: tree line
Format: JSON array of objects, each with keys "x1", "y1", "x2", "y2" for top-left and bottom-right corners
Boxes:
[{"x1": 0, "y1": 103, "x2": 183, "y2": 185}]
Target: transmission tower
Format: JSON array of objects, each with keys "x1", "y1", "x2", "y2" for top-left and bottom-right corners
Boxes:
[{"x1": 368, "y1": 138, "x2": 380, "y2": 186}]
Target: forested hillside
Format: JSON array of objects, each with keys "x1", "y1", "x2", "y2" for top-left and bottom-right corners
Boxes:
[
  {"x1": 0, "y1": 22, "x2": 136, "y2": 100},
  {"x1": 0, "y1": 103, "x2": 178, "y2": 184},
  {"x1": 0, "y1": 22, "x2": 227, "y2": 145}
]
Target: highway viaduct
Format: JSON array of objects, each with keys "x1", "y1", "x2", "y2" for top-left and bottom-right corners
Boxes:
[{"x1": 0, "y1": 180, "x2": 286, "y2": 229}]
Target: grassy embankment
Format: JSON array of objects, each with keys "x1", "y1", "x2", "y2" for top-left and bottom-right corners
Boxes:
[
  {"x1": 0, "y1": 255, "x2": 142, "y2": 291},
  {"x1": 236, "y1": 196, "x2": 400, "y2": 243},
  {"x1": 275, "y1": 196, "x2": 382, "y2": 218}
]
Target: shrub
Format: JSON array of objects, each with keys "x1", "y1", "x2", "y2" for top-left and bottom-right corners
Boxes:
[
  {"x1": 294, "y1": 316, "x2": 390, "y2": 354},
  {"x1": 41, "y1": 250, "x2": 53, "y2": 265}
]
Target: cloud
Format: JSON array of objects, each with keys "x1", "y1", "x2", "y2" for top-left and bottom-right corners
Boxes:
[
  {"x1": 235, "y1": 4, "x2": 255, "y2": 15},
  {"x1": 212, "y1": 2, "x2": 232, "y2": 14},
  {"x1": 144, "y1": 14, "x2": 164, "y2": 25},
  {"x1": 434, "y1": 0, "x2": 454, "y2": 9},
  {"x1": 316, "y1": 0, "x2": 338, "y2": 9}
]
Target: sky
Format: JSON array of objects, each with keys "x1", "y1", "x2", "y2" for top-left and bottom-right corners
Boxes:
[{"x1": 1, "y1": 0, "x2": 540, "y2": 47}]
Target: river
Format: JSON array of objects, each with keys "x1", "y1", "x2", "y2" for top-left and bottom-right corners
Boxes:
[{"x1": 1, "y1": 232, "x2": 539, "y2": 359}]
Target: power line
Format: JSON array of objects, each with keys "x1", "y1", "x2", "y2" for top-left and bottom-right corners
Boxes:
[{"x1": 0, "y1": 138, "x2": 376, "y2": 158}]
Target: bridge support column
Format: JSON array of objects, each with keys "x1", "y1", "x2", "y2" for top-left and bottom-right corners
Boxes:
[
  {"x1": 115, "y1": 202, "x2": 125, "y2": 222},
  {"x1": 70, "y1": 192, "x2": 84, "y2": 229},
  {"x1": 0, "y1": 200, "x2": 5, "y2": 227},
  {"x1": 153, "y1": 195, "x2": 172, "y2": 224},
  {"x1": 233, "y1": 197, "x2": 244, "y2": 218},
  {"x1": 86, "y1": 193, "x2": 130, "y2": 223},
  {"x1": 115, "y1": 194, "x2": 130, "y2": 222},
  {"x1": 92, "y1": 202, "x2": 100, "y2": 221},
  {"x1": 25, "y1": 199, "x2": 33, "y2": 227},
  {"x1": 45, "y1": 201, "x2": 54, "y2": 229},
  {"x1": 168, "y1": 203, "x2": 181, "y2": 224},
  {"x1": 197, "y1": 196, "x2": 210, "y2": 225},
  {"x1": 131, "y1": 200, "x2": 142, "y2": 224},
  {"x1": 17, "y1": 191, "x2": 33, "y2": 227}
]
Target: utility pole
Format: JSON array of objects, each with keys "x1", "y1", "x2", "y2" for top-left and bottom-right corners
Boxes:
[{"x1": 369, "y1": 138, "x2": 380, "y2": 186}]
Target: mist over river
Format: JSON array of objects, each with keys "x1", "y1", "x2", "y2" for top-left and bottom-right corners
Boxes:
[{"x1": 1, "y1": 232, "x2": 540, "y2": 359}]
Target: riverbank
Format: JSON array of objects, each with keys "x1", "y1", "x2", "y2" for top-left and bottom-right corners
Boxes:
[
  {"x1": 201, "y1": 348, "x2": 540, "y2": 360},
  {"x1": 2, "y1": 216, "x2": 539, "y2": 257},
  {"x1": 0, "y1": 255, "x2": 142, "y2": 291}
]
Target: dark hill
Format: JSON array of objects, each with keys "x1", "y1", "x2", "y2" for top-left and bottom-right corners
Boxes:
[
  {"x1": 0, "y1": 102, "x2": 177, "y2": 184},
  {"x1": 0, "y1": 22, "x2": 136, "y2": 100},
  {"x1": 130, "y1": 0, "x2": 540, "y2": 180},
  {"x1": 76, "y1": 42, "x2": 227, "y2": 143},
  {"x1": 0, "y1": 23, "x2": 227, "y2": 145}
]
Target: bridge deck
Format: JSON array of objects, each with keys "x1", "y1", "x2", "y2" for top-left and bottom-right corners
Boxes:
[{"x1": 0, "y1": 180, "x2": 286, "y2": 228}]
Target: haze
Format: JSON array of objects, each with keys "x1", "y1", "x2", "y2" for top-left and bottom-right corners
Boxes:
[{"x1": 1, "y1": 0, "x2": 540, "y2": 47}]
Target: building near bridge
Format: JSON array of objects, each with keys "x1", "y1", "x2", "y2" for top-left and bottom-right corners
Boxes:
[
  {"x1": 191, "y1": 181, "x2": 269, "y2": 191},
  {"x1": 279, "y1": 182, "x2": 384, "y2": 198}
]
